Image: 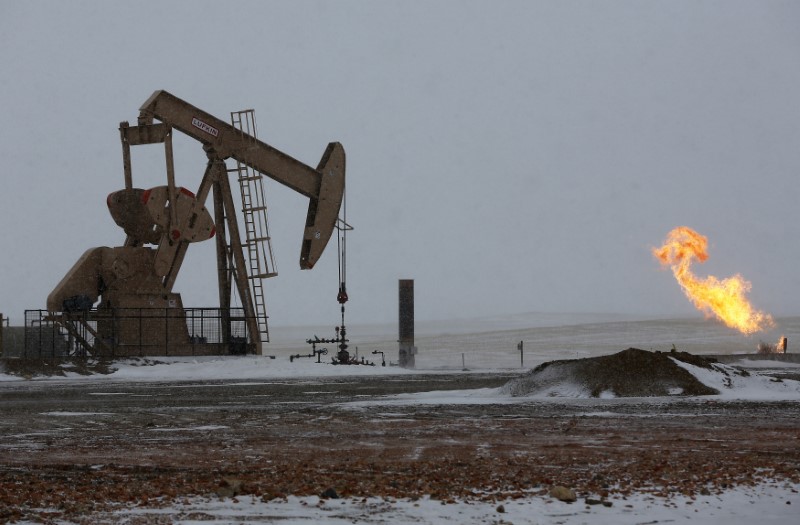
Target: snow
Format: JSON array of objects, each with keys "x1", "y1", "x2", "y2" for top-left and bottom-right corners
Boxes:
[
  {"x1": 671, "y1": 358, "x2": 800, "y2": 401},
  {"x1": 3, "y1": 346, "x2": 800, "y2": 405},
  {"x1": 734, "y1": 358, "x2": 800, "y2": 368},
  {"x1": 40, "y1": 411, "x2": 113, "y2": 417},
  {"x1": 148, "y1": 425, "x2": 229, "y2": 432},
  {"x1": 108, "y1": 356, "x2": 421, "y2": 382},
  {"x1": 92, "y1": 484, "x2": 799, "y2": 524}
]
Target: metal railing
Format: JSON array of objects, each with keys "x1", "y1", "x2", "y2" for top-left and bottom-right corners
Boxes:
[{"x1": 22, "y1": 308, "x2": 254, "y2": 359}]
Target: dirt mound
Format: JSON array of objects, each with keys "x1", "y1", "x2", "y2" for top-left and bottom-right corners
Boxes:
[{"x1": 503, "y1": 348, "x2": 720, "y2": 398}]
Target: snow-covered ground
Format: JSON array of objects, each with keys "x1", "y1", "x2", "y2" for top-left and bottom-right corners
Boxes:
[
  {"x1": 75, "y1": 483, "x2": 800, "y2": 524},
  {"x1": 3, "y1": 315, "x2": 800, "y2": 524},
  {"x1": 4, "y1": 349, "x2": 799, "y2": 404},
  {"x1": 672, "y1": 358, "x2": 800, "y2": 401}
]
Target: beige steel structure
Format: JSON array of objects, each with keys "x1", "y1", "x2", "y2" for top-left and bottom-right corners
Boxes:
[{"x1": 46, "y1": 91, "x2": 345, "y2": 356}]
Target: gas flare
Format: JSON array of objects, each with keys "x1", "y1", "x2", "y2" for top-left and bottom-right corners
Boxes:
[
  {"x1": 757, "y1": 336, "x2": 787, "y2": 354},
  {"x1": 653, "y1": 226, "x2": 774, "y2": 334}
]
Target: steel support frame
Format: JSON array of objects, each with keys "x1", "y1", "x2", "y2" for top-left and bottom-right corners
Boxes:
[{"x1": 118, "y1": 122, "x2": 263, "y2": 355}]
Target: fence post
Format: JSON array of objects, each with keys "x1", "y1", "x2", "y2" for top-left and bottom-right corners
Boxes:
[
  {"x1": 0, "y1": 313, "x2": 4, "y2": 357},
  {"x1": 164, "y1": 307, "x2": 169, "y2": 356}
]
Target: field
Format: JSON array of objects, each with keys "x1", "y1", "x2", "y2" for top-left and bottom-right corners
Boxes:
[{"x1": 1, "y1": 360, "x2": 799, "y2": 523}]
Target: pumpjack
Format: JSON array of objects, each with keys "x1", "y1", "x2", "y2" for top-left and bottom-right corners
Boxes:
[{"x1": 46, "y1": 90, "x2": 345, "y2": 356}]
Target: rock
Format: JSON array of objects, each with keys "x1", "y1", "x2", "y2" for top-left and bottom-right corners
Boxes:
[
  {"x1": 585, "y1": 498, "x2": 603, "y2": 505},
  {"x1": 216, "y1": 478, "x2": 245, "y2": 498},
  {"x1": 320, "y1": 487, "x2": 339, "y2": 499},
  {"x1": 550, "y1": 486, "x2": 577, "y2": 503},
  {"x1": 496, "y1": 504, "x2": 505, "y2": 513}
]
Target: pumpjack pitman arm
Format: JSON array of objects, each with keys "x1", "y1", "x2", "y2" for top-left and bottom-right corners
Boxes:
[{"x1": 134, "y1": 90, "x2": 345, "y2": 270}]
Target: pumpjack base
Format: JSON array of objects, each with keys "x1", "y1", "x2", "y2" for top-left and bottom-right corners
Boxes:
[{"x1": 21, "y1": 307, "x2": 256, "y2": 359}]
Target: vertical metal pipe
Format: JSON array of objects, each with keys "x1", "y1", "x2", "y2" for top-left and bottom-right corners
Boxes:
[
  {"x1": 164, "y1": 307, "x2": 169, "y2": 356},
  {"x1": 398, "y1": 279, "x2": 416, "y2": 368}
]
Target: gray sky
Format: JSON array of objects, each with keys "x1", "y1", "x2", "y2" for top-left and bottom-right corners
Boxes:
[{"x1": 1, "y1": 1, "x2": 800, "y2": 327}]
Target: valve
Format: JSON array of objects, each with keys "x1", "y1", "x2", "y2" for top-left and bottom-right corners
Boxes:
[{"x1": 372, "y1": 350, "x2": 386, "y2": 367}]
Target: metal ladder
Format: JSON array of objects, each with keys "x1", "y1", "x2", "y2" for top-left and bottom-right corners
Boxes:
[{"x1": 230, "y1": 109, "x2": 278, "y2": 344}]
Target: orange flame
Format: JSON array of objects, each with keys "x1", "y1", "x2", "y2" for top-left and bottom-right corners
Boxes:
[{"x1": 653, "y1": 226, "x2": 774, "y2": 334}]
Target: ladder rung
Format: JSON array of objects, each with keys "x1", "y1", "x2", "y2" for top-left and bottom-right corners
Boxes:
[
  {"x1": 238, "y1": 175, "x2": 262, "y2": 182},
  {"x1": 243, "y1": 206, "x2": 268, "y2": 213},
  {"x1": 248, "y1": 236, "x2": 271, "y2": 243},
  {"x1": 250, "y1": 272, "x2": 278, "y2": 279}
]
